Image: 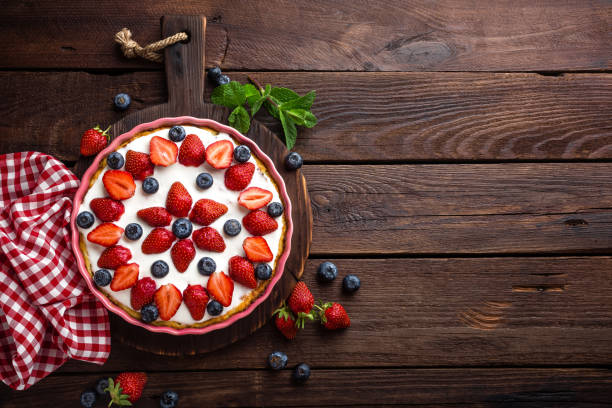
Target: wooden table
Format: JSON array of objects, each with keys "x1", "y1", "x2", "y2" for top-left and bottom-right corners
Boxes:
[{"x1": 1, "y1": 1, "x2": 611, "y2": 406}]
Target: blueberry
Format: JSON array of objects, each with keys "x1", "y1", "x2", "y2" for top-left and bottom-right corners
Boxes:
[
  {"x1": 223, "y1": 219, "x2": 241, "y2": 236},
  {"x1": 233, "y1": 145, "x2": 251, "y2": 162},
  {"x1": 76, "y1": 211, "x2": 95, "y2": 228},
  {"x1": 207, "y1": 66, "x2": 222, "y2": 82},
  {"x1": 343, "y1": 274, "x2": 361, "y2": 293},
  {"x1": 114, "y1": 93, "x2": 131, "y2": 110},
  {"x1": 292, "y1": 363, "x2": 311, "y2": 384},
  {"x1": 125, "y1": 223, "x2": 143, "y2": 240},
  {"x1": 172, "y1": 218, "x2": 193, "y2": 239},
  {"x1": 267, "y1": 202, "x2": 284, "y2": 218},
  {"x1": 93, "y1": 269, "x2": 112, "y2": 287},
  {"x1": 317, "y1": 261, "x2": 338, "y2": 283},
  {"x1": 151, "y1": 260, "x2": 169, "y2": 278},
  {"x1": 141, "y1": 304, "x2": 159, "y2": 323},
  {"x1": 267, "y1": 351, "x2": 288, "y2": 370},
  {"x1": 107, "y1": 152, "x2": 125, "y2": 169},
  {"x1": 217, "y1": 74, "x2": 230, "y2": 86},
  {"x1": 142, "y1": 177, "x2": 159, "y2": 194},
  {"x1": 197, "y1": 257, "x2": 216, "y2": 276},
  {"x1": 80, "y1": 389, "x2": 97, "y2": 408},
  {"x1": 168, "y1": 125, "x2": 186, "y2": 142},
  {"x1": 196, "y1": 172, "x2": 213, "y2": 189},
  {"x1": 207, "y1": 300, "x2": 223, "y2": 316},
  {"x1": 285, "y1": 152, "x2": 303, "y2": 170},
  {"x1": 161, "y1": 391, "x2": 179, "y2": 407},
  {"x1": 95, "y1": 377, "x2": 109, "y2": 396},
  {"x1": 255, "y1": 264, "x2": 272, "y2": 280}
]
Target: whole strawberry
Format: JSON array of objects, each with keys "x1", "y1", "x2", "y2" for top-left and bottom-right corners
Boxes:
[
  {"x1": 105, "y1": 372, "x2": 147, "y2": 405},
  {"x1": 317, "y1": 302, "x2": 351, "y2": 330},
  {"x1": 80, "y1": 125, "x2": 110, "y2": 156},
  {"x1": 130, "y1": 277, "x2": 157, "y2": 310},
  {"x1": 288, "y1": 281, "x2": 314, "y2": 315},
  {"x1": 273, "y1": 304, "x2": 298, "y2": 340}
]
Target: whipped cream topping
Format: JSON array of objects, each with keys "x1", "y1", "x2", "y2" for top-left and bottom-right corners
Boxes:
[{"x1": 79, "y1": 126, "x2": 285, "y2": 325}]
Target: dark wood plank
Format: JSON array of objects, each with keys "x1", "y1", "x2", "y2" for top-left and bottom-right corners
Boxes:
[
  {"x1": 3, "y1": 368, "x2": 611, "y2": 407},
  {"x1": 1, "y1": 71, "x2": 611, "y2": 162},
  {"x1": 56, "y1": 257, "x2": 612, "y2": 371},
  {"x1": 1, "y1": 1, "x2": 610, "y2": 71}
]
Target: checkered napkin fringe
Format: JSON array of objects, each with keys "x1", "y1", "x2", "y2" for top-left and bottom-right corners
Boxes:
[{"x1": 0, "y1": 152, "x2": 110, "y2": 390}]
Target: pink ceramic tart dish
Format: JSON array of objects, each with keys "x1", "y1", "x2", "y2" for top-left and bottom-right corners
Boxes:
[{"x1": 70, "y1": 117, "x2": 293, "y2": 335}]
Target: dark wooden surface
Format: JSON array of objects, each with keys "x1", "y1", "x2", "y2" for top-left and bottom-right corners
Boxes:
[{"x1": 1, "y1": 1, "x2": 612, "y2": 406}]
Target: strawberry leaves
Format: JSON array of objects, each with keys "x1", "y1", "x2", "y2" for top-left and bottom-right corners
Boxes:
[{"x1": 105, "y1": 377, "x2": 133, "y2": 407}]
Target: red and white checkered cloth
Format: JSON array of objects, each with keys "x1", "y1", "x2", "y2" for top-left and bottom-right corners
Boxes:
[{"x1": 0, "y1": 152, "x2": 110, "y2": 390}]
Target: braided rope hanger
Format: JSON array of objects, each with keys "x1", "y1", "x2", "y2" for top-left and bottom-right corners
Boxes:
[{"x1": 114, "y1": 28, "x2": 188, "y2": 62}]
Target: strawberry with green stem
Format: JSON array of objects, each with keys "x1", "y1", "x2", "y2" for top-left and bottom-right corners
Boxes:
[
  {"x1": 104, "y1": 371, "x2": 147, "y2": 406},
  {"x1": 80, "y1": 125, "x2": 111, "y2": 156},
  {"x1": 314, "y1": 301, "x2": 351, "y2": 330}
]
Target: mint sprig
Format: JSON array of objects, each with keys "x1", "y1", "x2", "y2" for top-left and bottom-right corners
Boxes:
[{"x1": 210, "y1": 77, "x2": 317, "y2": 149}]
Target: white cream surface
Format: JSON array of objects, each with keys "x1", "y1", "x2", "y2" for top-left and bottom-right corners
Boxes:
[{"x1": 79, "y1": 126, "x2": 285, "y2": 325}]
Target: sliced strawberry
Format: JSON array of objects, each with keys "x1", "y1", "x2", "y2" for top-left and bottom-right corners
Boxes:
[
  {"x1": 102, "y1": 170, "x2": 136, "y2": 200},
  {"x1": 171, "y1": 239, "x2": 196, "y2": 272},
  {"x1": 86, "y1": 222, "x2": 124, "y2": 247},
  {"x1": 154, "y1": 284, "x2": 182, "y2": 321},
  {"x1": 90, "y1": 198, "x2": 124, "y2": 222},
  {"x1": 242, "y1": 210, "x2": 278, "y2": 236},
  {"x1": 130, "y1": 277, "x2": 157, "y2": 310},
  {"x1": 205, "y1": 140, "x2": 233, "y2": 169},
  {"x1": 125, "y1": 150, "x2": 154, "y2": 180},
  {"x1": 224, "y1": 162, "x2": 255, "y2": 191},
  {"x1": 141, "y1": 228, "x2": 175, "y2": 254},
  {"x1": 178, "y1": 133, "x2": 206, "y2": 166},
  {"x1": 189, "y1": 199, "x2": 228, "y2": 226},
  {"x1": 228, "y1": 256, "x2": 257, "y2": 289},
  {"x1": 149, "y1": 136, "x2": 178, "y2": 166},
  {"x1": 97, "y1": 245, "x2": 132, "y2": 269},
  {"x1": 243, "y1": 236, "x2": 273, "y2": 262},
  {"x1": 110, "y1": 263, "x2": 139, "y2": 291},
  {"x1": 207, "y1": 271, "x2": 234, "y2": 307},
  {"x1": 238, "y1": 187, "x2": 273, "y2": 210},
  {"x1": 166, "y1": 181, "x2": 193, "y2": 217},
  {"x1": 137, "y1": 207, "x2": 172, "y2": 227},
  {"x1": 183, "y1": 284, "x2": 209, "y2": 320},
  {"x1": 192, "y1": 227, "x2": 226, "y2": 252}
]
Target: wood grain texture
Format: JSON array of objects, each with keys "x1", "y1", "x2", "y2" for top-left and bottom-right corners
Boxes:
[
  {"x1": 56, "y1": 257, "x2": 612, "y2": 371},
  {"x1": 3, "y1": 368, "x2": 611, "y2": 407},
  {"x1": 1, "y1": 71, "x2": 611, "y2": 162},
  {"x1": 1, "y1": 0, "x2": 611, "y2": 71}
]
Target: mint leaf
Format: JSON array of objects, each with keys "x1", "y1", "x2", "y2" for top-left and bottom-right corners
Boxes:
[
  {"x1": 211, "y1": 81, "x2": 246, "y2": 108},
  {"x1": 270, "y1": 87, "x2": 300, "y2": 103},
  {"x1": 228, "y1": 106, "x2": 250, "y2": 134},
  {"x1": 279, "y1": 90, "x2": 315, "y2": 111},
  {"x1": 279, "y1": 110, "x2": 297, "y2": 150},
  {"x1": 286, "y1": 108, "x2": 317, "y2": 128},
  {"x1": 244, "y1": 83, "x2": 260, "y2": 105}
]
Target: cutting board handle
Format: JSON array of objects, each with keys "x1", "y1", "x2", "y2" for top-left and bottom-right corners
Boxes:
[{"x1": 162, "y1": 15, "x2": 207, "y2": 115}]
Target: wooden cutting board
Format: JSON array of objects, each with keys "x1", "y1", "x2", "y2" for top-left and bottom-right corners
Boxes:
[{"x1": 74, "y1": 15, "x2": 312, "y2": 355}]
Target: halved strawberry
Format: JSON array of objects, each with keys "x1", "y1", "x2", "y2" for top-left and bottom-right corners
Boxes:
[
  {"x1": 171, "y1": 239, "x2": 196, "y2": 272},
  {"x1": 242, "y1": 210, "x2": 278, "y2": 236},
  {"x1": 192, "y1": 227, "x2": 226, "y2": 252},
  {"x1": 110, "y1": 263, "x2": 139, "y2": 291},
  {"x1": 183, "y1": 284, "x2": 209, "y2": 320},
  {"x1": 154, "y1": 284, "x2": 182, "y2": 320},
  {"x1": 90, "y1": 198, "x2": 124, "y2": 222},
  {"x1": 149, "y1": 136, "x2": 178, "y2": 166},
  {"x1": 97, "y1": 245, "x2": 132, "y2": 269},
  {"x1": 224, "y1": 162, "x2": 255, "y2": 191},
  {"x1": 243, "y1": 236, "x2": 273, "y2": 262},
  {"x1": 86, "y1": 222, "x2": 124, "y2": 247},
  {"x1": 166, "y1": 181, "x2": 193, "y2": 217},
  {"x1": 102, "y1": 170, "x2": 136, "y2": 200},
  {"x1": 238, "y1": 187, "x2": 273, "y2": 210},
  {"x1": 207, "y1": 271, "x2": 234, "y2": 307},
  {"x1": 178, "y1": 133, "x2": 206, "y2": 166},
  {"x1": 228, "y1": 256, "x2": 257, "y2": 289},
  {"x1": 141, "y1": 228, "x2": 175, "y2": 254},
  {"x1": 130, "y1": 277, "x2": 157, "y2": 310},
  {"x1": 137, "y1": 207, "x2": 172, "y2": 227},
  {"x1": 189, "y1": 199, "x2": 228, "y2": 226},
  {"x1": 205, "y1": 140, "x2": 233, "y2": 169},
  {"x1": 125, "y1": 150, "x2": 154, "y2": 180}
]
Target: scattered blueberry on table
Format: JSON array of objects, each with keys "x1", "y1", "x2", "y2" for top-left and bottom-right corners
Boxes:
[
  {"x1": 234, "y1": 145, "x2": 251, "y2": 162},
  {"x1": 94, "y1": 378, "x2": 109, "y2": 396},
  {"x1": 217, "y1": 74, "x2": 230, "y2": 86},
  {"x1": 207, "y1": 300, "x2": 223, "y2": 316},
  {"x1": 76, "y1": 211, "x2": 95, "y2": 228},
  {"x1": 172, "y1": 218, "x2": 193, "y2": 239},
  {"x1": 255, "y1": 263, "x2": 272, "y2": 280},
  {"x1": 343, "y1": 274, "x2": 361, "y2": 293},
  {"x1": 141, "y1": 304, "x2": 159, "y2": 323},
  {"x1": 93, "y1": 269, "x2": 112, "y2": 287},
  {"x1": 124, "y1": 223, "x2": 143, "y2": 240},
  {"x1": 268, "y1": 351, "x2": 288, "y2": 370},
  {"x1": 196, "y1": 172, "x2": 213, "y2": 189},
  {"x1": 142, "y1": 176, "x2": 160, "y2": 194},
  {"x1": 317, "y1": 261, "x2": 338, "y2": 282},
  {"x1": 79, "y1": 389, "x2": 97, "y2": 408},
  {"x1": 160, "y1": 390, "x2": 179, "y2": 408},
  {"x1": 285, "y1": 152, "x2": 303, "y2": 170},
  {"x1": 113, "y1": 93, "x2": 131, "y2": 111},
  {"x1": 223, "y1": 219, "x2": 241, "y2": 236},
  {"x1": 197, "y1": 257, "x2": 216, "y2": 276},
  {"x1": 207, "y1": 66, "x2": 222, "y2": 82},
  {"x1": 106, "y1": 152, "x2": 124, "y2": 169},
  {"x1": 151, "y1": 260, "x2": 169, "y2": 278},
  {"x1": 292, "y1": 363, "x2": 311, "y2": 384},
  {"x1": 168, "y1": 125, "x2": 186, "y2": 142},
  {"x1": 267, "y1": 202, "x2": 284, "y2": 218}
]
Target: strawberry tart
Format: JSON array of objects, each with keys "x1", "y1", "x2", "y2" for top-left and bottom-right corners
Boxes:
[{"x1": 73, "y1": 120, "x2": 291, "y2": 331}]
